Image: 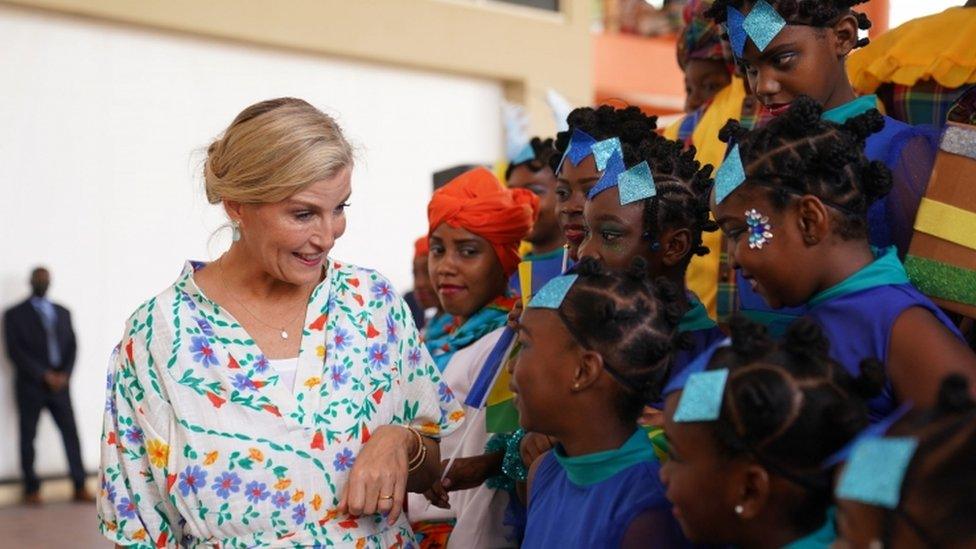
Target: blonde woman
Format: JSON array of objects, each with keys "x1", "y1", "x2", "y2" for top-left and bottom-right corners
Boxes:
[{"x1": 97, "y1": 98, "x2": 463, "y2": 548}]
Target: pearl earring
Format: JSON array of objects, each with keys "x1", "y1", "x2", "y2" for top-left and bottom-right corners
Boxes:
[
  {"x1": 734, "y1": 504, "x2": 744, "y2": 515},
  {"x1": 231, "y1": 220, "x2": 241, "y2": 242}
]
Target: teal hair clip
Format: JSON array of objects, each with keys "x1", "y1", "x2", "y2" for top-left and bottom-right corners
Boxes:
[
  {"x1": 510, "y1": 142, "x2": 536, "y2": 165},
  {"x1": 673, "y1": 368, "x2": 729, "y2": 422},
  {"x1": 714, "y1": 144, "x2": 746, "y2": 204},
  {"x1": 527, "y1": 274, "x2": 579, "y2": 310},
  {"x1": 836, "y1": 437, "x2": 918, "y2": 509},
  {"x1": 727, "y1": 0, "x2": 787, "y2": 57}
]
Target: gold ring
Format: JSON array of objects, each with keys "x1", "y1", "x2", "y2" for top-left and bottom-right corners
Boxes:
[{"x1": 379, "y1": 494, "x2": 394, "y2": 500}]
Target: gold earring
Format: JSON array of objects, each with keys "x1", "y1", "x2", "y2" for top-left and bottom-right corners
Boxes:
[{"x1": 572, "y1": 383, "x2": 580, "y2": 391}]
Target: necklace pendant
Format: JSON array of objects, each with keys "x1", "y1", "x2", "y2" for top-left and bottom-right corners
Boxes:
[{"x1": 280, "y1": 330, "x2": 289, "y2": 340}]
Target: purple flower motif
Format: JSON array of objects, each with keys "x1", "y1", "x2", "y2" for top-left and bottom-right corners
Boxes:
[
  {"x1": 180, "y1": 291, "x2": 197, "y2": 311},
  {"x1": 438, "y1": 382, "x2": 454, "y2": 403},
  {"x1": 253, "y1": 355, "x2": 270, "y2": 374},
  {"x1": 211, "y1": 471, "x2": 242, "y2": 499},
  {"x1": 105, "y1": 372, "x2": 114, "y2": 390},
  {"x1": 271, "y1": 490, "x2": 290, "y2": 509},
  {"x1": 232, "y1": 373, "x2": 256, "y2": 392},
  {"x1": 330, "y1": 364, "x2": 350, "y2": 389},
  {"x1": 367, "y1": 343, "x2": 389, "y2": 369},
  {"x1": 329, "y1": 326, "x2": 351, "y2": 353},
  {"x1": 116, "y1": 496, "x2": 137, "y2": 519},
  {"x1": 333, "y1": 448, "x2": 356, "y2": 472},
  {"x1": 124, "y1": 427, "x2": 144, "y2": 444},
  {"x1": 178, "y1": 465, "x2": 207, "y2": 497},
  {"x1": 386, "y1": 315, "x2": 399, "y2": 344},
  {"x1": 189, "y1": 336, "x2": 219, "y2": 368},
  {"x1": 195, "y1": 317, "x2": 214, "y2": 337},
  {"x1": 371, "y1": 281, "x2": 394, "y2": 303},
  {"x1": 244, "y1": 481, "x2": 270, "y2": 504},
  {"x1": 292, "y1": 503, "x2": 307, "y2": 524},
  {"x1": 407, "y1": 348, "x2": 422, "y2": 367},
  {"x1": 104, "y1": 483, "x2": 117, "y2": 504}
]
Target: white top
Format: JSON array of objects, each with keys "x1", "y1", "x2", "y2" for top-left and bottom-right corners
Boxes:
[{"x1": 269, "y1": 357, "x2": 300, "y2": 393}]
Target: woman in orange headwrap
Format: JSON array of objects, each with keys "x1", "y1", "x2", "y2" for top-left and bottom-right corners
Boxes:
[{"x1": 409, "y1": 167, "x2": 538, "y2": 549}]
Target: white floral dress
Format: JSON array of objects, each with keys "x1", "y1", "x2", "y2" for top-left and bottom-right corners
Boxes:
[{"x1": 97, "y1": 260, "x2": 463, "y2": 548}]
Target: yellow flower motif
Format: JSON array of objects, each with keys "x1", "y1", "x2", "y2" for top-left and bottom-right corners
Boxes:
[
  {"x1": 292, "y1": 489, "x2": 305, "y2": 503},
  {"x1": 132, "y1": 529, "x2": 147, "y2": 540},
  {"x1": 311, "y1": 493, "x2": 322, "y2": 511},
  {"x1": 203, "y1": 451, "x2": 219, "y2": 466},
  {"x1": 304, "y1": 377, "x2": 321, "y2": 389},
  {"x1": 449, "y1": 410, "x2": 465, "y2": 422},
  {"x1": 274, "y1": 478, "x2": 292, "y2": 491},
  {"x1": 146, "y1": 439, "x2": 169, "y2": 468},
  {"x1": 248, "y1": 448, "x2": 264, "y2": 462},
  {"x1": 316, "y1": 345, "x2": 326, "y2": 358},
  {"x1": 418, "y1": 422, "x2": 441, "y2": 436}
]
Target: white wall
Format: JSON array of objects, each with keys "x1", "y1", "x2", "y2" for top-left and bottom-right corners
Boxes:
[{"x1": 0, "y1": 4, "x2": 502, "y2": 481}]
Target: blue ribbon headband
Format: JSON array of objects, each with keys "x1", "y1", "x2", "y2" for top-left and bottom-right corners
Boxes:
[
  {"x1": 714, "y1": 144, "x2": 746, "y2": 204},
  {"x1": 727, "y1": 0, "x2": 787, "y2": 57},
  {"x1": 673, "y1": 368, "x2": 730, "y2": 422},
  {"x1": 527, "y1": 274, "x2": 579, "y2": 309}
]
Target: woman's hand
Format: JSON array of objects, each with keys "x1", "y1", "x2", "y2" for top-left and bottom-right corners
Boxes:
[
  {"x1": 337, "y1": 425, "x2": 413, "y2": 524},
  {"x1": 519, "y1": 432, "x2": 555, "y2": 469},
  {"x1": 507, "y1": 301, "x2": 524, "y2": 331},
  {"x1": 422, "y1": 452, "x2": 503, "y2": 508}
]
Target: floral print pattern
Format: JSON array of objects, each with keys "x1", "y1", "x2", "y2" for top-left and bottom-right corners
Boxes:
[{"x1": 98, "y1": 260, "x2": 462, "y2": 548}]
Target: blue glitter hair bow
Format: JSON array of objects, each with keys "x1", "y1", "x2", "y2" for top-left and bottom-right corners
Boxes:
[
  {"x1": 527, "y1": 274, "x2": 579, "y2": 309},
  {"x1": 556, "y1": 129, "x2": 624, "y2": 174},
  {"x1": 587, "y1": 158, "x2": 657, "y2": 206},
  {"x1": 714, "y1": 144, "x2": 746, "y2": 204},
  {"x1": 727, "y1": 0, "x2": 787, "y2": 57},
  {"x1": 835, "y1": 436, "x2": 919, "y2": 509},
  {"x1": 673, "y1": 368, "x2": 730, "y2": 423}
]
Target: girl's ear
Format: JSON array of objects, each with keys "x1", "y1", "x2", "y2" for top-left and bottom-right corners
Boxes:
[
  {"x1": 830, "y1": 14, "x2": 860, "y2": 58},
  {"x1": 660, "y1": 228, "x2": 693, "y2": 268},
  {"x1": 736, "y1": 464, "x2": 771, "y2": 520},
  {"x1": 223, "y1": 200, "x2": 244, "y2": 224},
  {"x1": 794, "y1": 195, "x2": 830, "y2": 246},
  {"x1": 573, "y1": 349, "x2": 605, "y2": 392}
]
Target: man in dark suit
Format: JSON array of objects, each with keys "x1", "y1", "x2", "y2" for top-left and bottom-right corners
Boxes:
[{"x1": 3, "y1": 267, "x2": 91, "y2": 504}]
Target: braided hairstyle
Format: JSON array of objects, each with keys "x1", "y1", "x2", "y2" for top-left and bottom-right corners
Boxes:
[
  {"x1": 705, "y1": 0, "x2": 873, "y2": 49},
  {"x1": 876, "y1": 376, "x2": 976, "y2": 546},
  {"x1": 703, "y1": 315, "x2": 885, "y2": 532},
  {"x1": 552, "y1": 105, "x2": 718, "y2": 259},
  {"x1": 505, "y1": 137, "x2": 558, "y2": 180},
  {"x1": 718, "y1": 95, "x2": 893, "y2": 240},
  {"x1": 557, "y1": 256, "x2": 683, "y2": 421}
]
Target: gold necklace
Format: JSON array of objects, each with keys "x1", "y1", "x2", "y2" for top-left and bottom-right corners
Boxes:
[{"x1": 217, "y1": 258, "x2": 308, "y2": 340}]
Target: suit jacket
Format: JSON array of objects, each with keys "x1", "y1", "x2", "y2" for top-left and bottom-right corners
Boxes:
[{"x1": 3, "y1": 299, "x2": 77, "y2": 384}]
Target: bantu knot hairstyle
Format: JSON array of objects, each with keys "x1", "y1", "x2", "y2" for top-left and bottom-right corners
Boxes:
[
  {"x1": 705, "y1": 0, "x2": 873, "y2": 49},
  {"x1": 552, "y1": 105, "x2": 718, "y2": 259},
  {"x1": 718, "y1": 95, "x2": 893, "y2": 240},
  {"x1": 505, "y1": 137, "x2": 558, "y2": 180},
  {"x1": 558, "y1": 256, "x2": 683, "y2": 421},
  {"x1": 704, "y1": 315, "x2": 885, "y2": 533},
  {"x1": 879, "y1": 375, "x2": 976, "y2": 547}
]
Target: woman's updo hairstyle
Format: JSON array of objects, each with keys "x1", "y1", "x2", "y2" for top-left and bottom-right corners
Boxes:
[{"x1": 204, "y1": 97, "x2": 353, "y2": 204}]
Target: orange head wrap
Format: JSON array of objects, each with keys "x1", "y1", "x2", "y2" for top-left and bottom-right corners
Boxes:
[
  {"x1": 427, "y1": 167, "x2": 539, "y2": 277},
  {"x1": 414, "y1": 236, "x2": 430, "y2": 259}
]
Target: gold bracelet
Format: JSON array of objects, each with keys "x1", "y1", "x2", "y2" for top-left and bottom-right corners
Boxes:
[
  {"x1": 404, "y1": 426, "x2": 428, "y2": 473},
  {"x1": 407, "y1": 440, "x2": 427, "y2": 473}
]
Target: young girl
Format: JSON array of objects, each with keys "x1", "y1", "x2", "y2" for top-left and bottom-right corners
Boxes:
[
  {"x1": 408, "y1": 167, "x2": 538, "y2": 548},
  {"x1": 661, "y1": 316, "x2": 884, "y2": 548},
  {"x1": 511, "y1": 257, "x2": 689, "y2": 548},
  {"x1": 834, "y1": 375, "x2": 976, "y2": 548},
  {"x1": 572, "y1": 107, "x2": 725, "y2": 384},
  {"x1": 711, "y1": 96, "x2": 976, "y2": 420}
]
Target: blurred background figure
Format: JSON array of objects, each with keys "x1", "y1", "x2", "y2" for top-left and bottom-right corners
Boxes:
[
  {"x1": 2, "y1": 267, "x2": 91, "y2": 506},
  {"x1": 404, "y1": 235, "x2": 442, "y2": 331}
]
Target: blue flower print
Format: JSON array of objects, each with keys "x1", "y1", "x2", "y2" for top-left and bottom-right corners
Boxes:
[
  {"x1": 189, "y1": 336, "x2": 219, "y2": 368},
  {"x1": 330, "y1": 326, "x2": 351, "y2": 353},
  {"x1": 124, "y1": 427, "x2": 144, "y2": 445},
  {"x1": 386, "y1": 315, "x2": 399, "y2": 344},
  {"x1": 367, "y1": 343, "x2": 389, "y2": 369},
  {"x1": 330, "y1": 364, "x2": 350, "y2": 389},
  {"x1": 253, "y1": 355, "x2": 270, "y2": 374},
  {"x1": 244, "y1": 481, "x2": 270, "y2": 504},
  {"x1": 116, "y1": 496, "x2": 137, "y2": 519},
  {"x1": 232, "y1": 373, "x2": 256, "y2": 392},
  {"x1": 195, "y1": 317, "x2": 214, "y2": 337},
  {"x1": 407, "y1": 348, "x2": 422, "y2": 367},
  {"x1": 105, "y1": 372, "x2": 114, "y2": 390},
  {"x1": 180, "y1": 291, "x2": 197, "y2": 311},
  {"x1": 211, "y1": 471, "x2": 242, "y2": 499},
  {"x1": 178, "y1": 465, "x2": 208, "y2": 497},
  {"x1": 372, "y1": 281, "x2": 394, "y2": 303},
  {"x1": 438, "y1": 382, "x2": 454, "y2": 403},
  {"x1": 272, "y1": 490, "x2": 290, "y2": 509},
  {"x1": 292, "y1": 503, "x2": 307, "y2": 524},
  {"x1": 103, "y1": 480, "x2": 117, "y2": 504},
  {"x1": 333, "y1": 448, "x2": 355, "y2": 471}
]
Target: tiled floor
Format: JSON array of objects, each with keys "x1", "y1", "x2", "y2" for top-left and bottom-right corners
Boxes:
[{"x1": 0, "y1": 501, "x2": 111, "y2": 548}]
